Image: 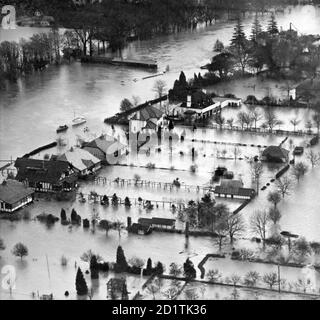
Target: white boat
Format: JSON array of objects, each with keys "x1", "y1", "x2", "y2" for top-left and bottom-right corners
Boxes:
[{"x1": 72, "y1": 116, "x2": 87, "y2": 127}]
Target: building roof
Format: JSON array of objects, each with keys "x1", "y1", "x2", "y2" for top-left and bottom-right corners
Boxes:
[
  {"x1": 0, "y1": 180, "x2": 34, "y2": 205},
  {"x1": 84, "y1": 135, "x2": 126, "y2": 155},
  {"x1": 58, "y1": 148, "x2": 100, "y2": 172},
  {"x1": 220, "y1": 179, "x2": 244, "y2": 189},
  {"x1": 144, "y1": 119, "x2": 158, "y2": 130},
  {"x1": 131, "y1": 105, "x2": 164, "y2": 121},
  {"x1": 262, "y1": 146, "x2": 289, "y2": 159},
  {"x1": 15, "y1": 158, "x2": 75, "y2": 185}
]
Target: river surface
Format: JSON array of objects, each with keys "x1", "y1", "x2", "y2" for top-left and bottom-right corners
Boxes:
[{"x1": 1, "y1": 5, "x2": 320, "y2": 300}]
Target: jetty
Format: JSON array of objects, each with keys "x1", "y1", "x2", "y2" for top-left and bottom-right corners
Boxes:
[{"x1": 81, "y1": 56, "x2": 158, "y2": 70}]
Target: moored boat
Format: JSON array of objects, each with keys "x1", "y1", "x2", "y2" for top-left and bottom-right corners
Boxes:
[
  {"x1": 56, "y1": 125, "x2": 68, "y2": 133},
  {"x1": 72, "y1": 116, "x2": 87, "y2": 127}
]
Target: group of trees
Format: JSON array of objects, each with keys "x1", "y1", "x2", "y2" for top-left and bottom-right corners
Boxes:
[
  {"x1": 179, "y1": 194, "x2": 245, "y2": 249},
  {"x1": 208, "y1": 14, "x2": 320, "y2": 81}
]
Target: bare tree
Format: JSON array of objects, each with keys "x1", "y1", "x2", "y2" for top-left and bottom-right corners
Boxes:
[
  {"x1": 250, "y1": 211, "x2": 270, "y2": 246},
  {"x1": 184, "y1": 288, "x2": 199, "y2": 300},
  {"x1": 251, "y1": 161, "x2": 263, "y2": 195},
  {"x1": 276, "y1": 176, "x2": 293, "y2": 198},
  {"x1": 207, "y1": 269, "x2": 222, "y2": 283},
  {"x1": 153, "y1": 80, "x2": 167, "y2": 106},
  {"x1": 268, "y1": 207, "x2": 282, "y2": 225},
  {"x1": 146, "y1": 283, "x2": 160, "y2": 300},
  {"x1": 292, "y1": 162, "x2": 308, "y2": 182},
  {"x1": 244, "y1": 271, "x2": 260, "y2": 287},
  {"x1": 233, "y1": 146, "x2": 241, "y2": 161},
  {"x1": 264, "y1": 109, "x2": 280, "y2": 132},
  {"x1": 290, "y1": 118, "x2": 301, "y2": 132},
  {"x1": 306, "y1": 150, "x2": 320, "y2": 168},
  {"x1": 249, "y1": 106, "x2": 263, "y2": 130},
  {"x1": 262, "y1": 272, "x2": 279, "y2": 290},
  {"x1": 169, "y1": 263, "x2": 182, "y2": 277},
  {"x1": 227, "y1": 118, "x2": 234, "y2": 129},
  {"x1": 226, "y1": 213, "x2": 246, "y2": 244},
  {"x1": 267, "y1": 191, "x2": 281, "y2": 208},
  {"x1": 230, "y1": 274, "x2": 242, "y2": 286}
]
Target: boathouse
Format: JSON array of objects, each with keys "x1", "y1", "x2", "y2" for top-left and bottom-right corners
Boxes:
[
  {"x1": 214, "y1": 180, "x2": 256, "y2": 200},
  {"x1": 138, "y1": 217, "x2": 176, "y2": 230},
  {"x1": 58, "y1": 147, "x2": 101, "y2": 176},
  {"x1": 15, "y1": 158, "x2": 77, "y2": 193},
  {"x1": 0, "y1": 180, "x2": 34, "y2": 213}
]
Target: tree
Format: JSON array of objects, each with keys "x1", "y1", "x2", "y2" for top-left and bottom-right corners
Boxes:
[
  {"x1": 263, "y1": 272, "x2": 279, "y2": 290},
  {"x1": 90, "y1": 255, "x2": 99, "y2": 279},
  {"x1": 184, "y1": 288, "x2": 199, "y2": 300},
  {"x1": 207, "y1": 269, "x2": 222, "y2": 283},
  {"x1": 208, "y1": 52, "x2": 234, "y2": 79},
  {"x1": 264, "y1": 108, "x2": 280, "y2": 132},
  {"x1": 169, "y1": 263, "x2": 182, "y2": 277},
  {"x1": 12, "y1": 243, "x2": 28, "y2": 260},
  {"x1": 214, "y1": 39, "x2": 224, "y2": 52},
  {"x1": 292, "y1": 162, "x2": 308, "y2": 182},
  {"x1": 312, "y1": 111, "x2": 320, "y2": 135},
  {"x1": 268, "y1": 207, "x2": 282, "y2": 225},
  {"x1": 250, "y1": 13, "x2": 263, "y2": 42},
  {"x1": 120, "y1": 98, "x2": 133, "y2": 112},
  {"x1": 267, "y1": 13, "x2": 279, "y2": 36},
  {"x1": 60, "y1": 208, "x2": 67, "y2": 221},
  {"x1": 249, "y1": 106, "x2": 263, "y2": 130},
  {"x1": 153, "y1": 80, "x2": 167, "y2": 105},
  {"x1": 183, "y1": 258, "x2": 196, "y2": 280},
  {"x1": 276, "y1": 176, "x2": 293, "y2": 198},
  {"x1": 244, "y1": 271, "x2": 260, "y2": 287},
  {"x1": 226, "y1": 118, "x2": 234, "y2": 129},
  {"x1": 267, "y1": 191, "x2": 281, "y2": 208},
  {"x1": 250, "y1": 211, "x2": 270, "y2": 246},
  {"x1": 230, "y1": 274, "x2": 242, "y2": 286},
  {"x1": 146, "y1": 282, "x2": 159, "y2": 300},
  {"x1": 115, "y1": 246, "x2": 128, "y2": 273},
  {"x1": 154, "y1": 262, "x2": 165, "y2": 275},
  {"x1": 226, "y1": 213, "x2": 246, "y2": 244},
  {"x1": 306, "y1": 150, "x2": 320, "y2": 168},
  {"x1": 293, "y1": 237, "x2": 312, "y2": 260},
  {"x1": 290, "y1": 118, "x2": 301, "y2": 132},
  {"x1": 0, "y1": 238, "x2": 5, "y2": 251},
  {"x1": 75, "y1": 267, "x2": 88, "y2": 296},
  {"x1": 251, "y1": 160, "x2": 263, "y2": 194}
]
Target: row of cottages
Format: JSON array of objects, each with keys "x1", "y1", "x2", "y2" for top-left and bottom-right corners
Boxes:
[
  {"x1": 57, "y1": 147, "x2": 101, "y2": 177},
  {"x1": 129, "y1": 105, "x2": 164, "y2": 134},
  {"x1": 0, "y1": 180, "x2": 35, "y2": 213},
  {"x1": 214, "y1": 180, "x2": 256, "y2": 200},
  {"x1": 15, "y1": 158, "x2": 78, "y2": 193},
  {"x1": 83, "y1": 134, "x2": 127, "y2": 165}
]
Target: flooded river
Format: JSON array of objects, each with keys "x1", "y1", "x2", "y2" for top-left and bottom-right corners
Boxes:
[{"x1": 1, "y1": 5, "x2": 320, "y2": 299}]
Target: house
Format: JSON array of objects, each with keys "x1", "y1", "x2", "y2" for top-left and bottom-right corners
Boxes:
[
  {"x1": 0, "y1": 180, "x2": 34, "y2": 213},
  {"x1": 15, "y1": 158, "x2": 77, "y2": 193},
  {"x1": 262, "y1": 146, "x2": 289, "y2": 163},
  {"x1": 129, "y1": 105, "x2": 164, "y2": 133},
  {"x1": 292, "y1": 77, "x2": 320, "y2": 105},
  {"x1": 83, "y1": 135, "x2": 127, "y2": 164},
  {"x1": 214, "y1": 179, "x2": 256, "y2": 200},
  {"x1": 57, "y1": 148, "x2": 101, "y2": 177},
  {"x1": 138, "y1": 217, "x2": 176, "y2": 230}
]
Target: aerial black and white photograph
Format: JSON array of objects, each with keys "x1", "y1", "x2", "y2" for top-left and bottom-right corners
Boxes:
[{"x1": 1, "y1": 0, "x2": 320, "y2": 304}]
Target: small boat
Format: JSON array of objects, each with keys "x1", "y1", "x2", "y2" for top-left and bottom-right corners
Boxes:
[
  {"x1": 72, "y1": 116, "x2": 87, "y2": 127},
  {"x1": 56, "y1": 125, "x2": 68, "y2": 133}
]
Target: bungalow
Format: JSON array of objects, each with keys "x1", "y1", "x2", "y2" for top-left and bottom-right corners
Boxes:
[
  {"x1": 57, "y1": 148, "x2": 101, "y2": 176},
  {"x1": 129, "y1": 105, "x2": 164, "y2": 133},
  {"x1": 15, "y1": 158, "x2": 77, "y2": 193},
  {"x1": 0, "y1": 180, "x2": 34, "y2": 213},
  {"x1": 83, "y1": 135, "x2": 127, "y2": 164},
  {"x1": 262, "y1": 146, "x2": 289, "y2": 163},
  {"x1": 214, "y1": 179, "x2": 256, "y2": 200},
  {"x1": 138, "y1": 217, "x2": 176, "y2": 230}
]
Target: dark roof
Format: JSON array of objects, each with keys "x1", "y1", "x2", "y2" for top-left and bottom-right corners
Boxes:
[
  {"x1": 0, "y1": 180, "x2": 34, "y2": 205},
  {"x1": 130, "y1": 223, "x2": 152, "y2": 234},
  {"x1": 84, "y1": 135, "x2": 126, "y2": 155},
  {"x1": 131, "y1": 105, "x2": 164, "y2": 121},
  {"x1": 262, "y1": 146, "x2": 289, "y2": 159},
  {"x1": 138, "y1": 217, "x2": 176, "y2": 226},
  {"x1": 214, "y1": 186, "x2": 255, "y2": 198},
  {"x1": 15, "y1": 158, "x2": 74, "y2": 185}
]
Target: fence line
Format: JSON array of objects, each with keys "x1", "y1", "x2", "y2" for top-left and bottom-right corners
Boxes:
[{"x1": 93, "y1": 176, "x2": 211, "y2": 194}]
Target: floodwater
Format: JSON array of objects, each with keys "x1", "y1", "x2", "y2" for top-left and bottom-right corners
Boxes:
[{"x1": 1, "y1": 5, "x2": 320, "y2": 299}]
